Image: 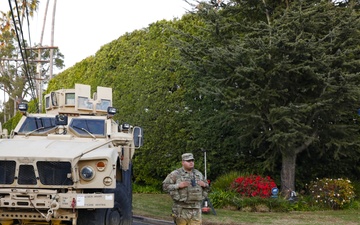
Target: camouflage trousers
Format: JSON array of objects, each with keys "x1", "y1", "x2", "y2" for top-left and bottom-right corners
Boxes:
[{"x1": 172, "y1": 206, "x2": 202, "y2": 225}]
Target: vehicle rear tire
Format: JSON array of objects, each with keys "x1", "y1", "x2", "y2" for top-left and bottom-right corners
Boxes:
[{"x1": 77, "y1": 164, "x2": 133, "y2": 225}]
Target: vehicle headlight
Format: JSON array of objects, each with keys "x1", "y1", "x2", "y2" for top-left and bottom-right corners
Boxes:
[{"x1": 80, "y1": 166, "x2": 95, "y2": 180}]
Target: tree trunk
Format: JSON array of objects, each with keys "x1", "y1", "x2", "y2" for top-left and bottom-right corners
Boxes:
[{"x1": 280, "y1": 151, "x2": 297, "y2": 196}]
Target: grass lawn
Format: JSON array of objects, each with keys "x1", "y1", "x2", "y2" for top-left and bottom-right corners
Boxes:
[{"x1": 133, "y1": 193, "x2": 360, "y2": 225}]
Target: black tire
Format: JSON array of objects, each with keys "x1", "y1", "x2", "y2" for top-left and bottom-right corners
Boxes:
[
  {"x1": 77, "y1": 208, "x2": 107, "y2": 225},
  {"x1": 116, "y1": 162, "x2": 133, "y2": 212},
  {"x1": 77, "y1": 164, "x2": 133, "y2": 225}
]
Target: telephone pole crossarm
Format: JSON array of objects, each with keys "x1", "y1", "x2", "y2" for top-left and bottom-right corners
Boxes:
[
  {"x1": 25, "y1": 46, "x2": 58, "y2": 50},
  {"x1": 0, "y1": 58, "x2": 50, "y2": 63}
]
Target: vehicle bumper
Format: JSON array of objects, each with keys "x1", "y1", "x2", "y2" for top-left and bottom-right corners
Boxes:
[{"x1": 0, "y1": 188, "x2": 114, "y2": 221}]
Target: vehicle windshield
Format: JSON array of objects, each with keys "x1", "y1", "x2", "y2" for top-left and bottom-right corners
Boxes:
[
  {"x1": 69, "y1": 118, "x2": 105, "y2": 136},
  {"x1": 18, "y1": 117, "x2": 56, "y2": 134}
]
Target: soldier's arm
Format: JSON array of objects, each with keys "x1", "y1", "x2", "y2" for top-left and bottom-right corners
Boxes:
[
  {"x1": 198, "y1": 180, "x2": 209, "y2": 188},
  {"x1": 195, "y1": 171, "x2": 210, "y2": 189},
  {"x1": 163, "y1": 172, "x2": 180, "y2": 192},
  {"x1": 163, "y1": 171, "x2": 189, "y2": 192}
]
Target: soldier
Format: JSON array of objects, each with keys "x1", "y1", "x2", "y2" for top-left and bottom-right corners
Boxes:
[{"x1": 163, "y1": 153, "x2": 209, "y2": 225}]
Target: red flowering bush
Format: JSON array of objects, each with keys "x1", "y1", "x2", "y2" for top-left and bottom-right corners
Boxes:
[{"x1": 230, "y1": 175, "x2": 277, "y2": 198}]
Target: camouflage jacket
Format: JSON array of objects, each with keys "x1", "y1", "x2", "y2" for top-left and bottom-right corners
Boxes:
[{"x1": 163, "y1": 167, "x2": 209, "y2": 208}]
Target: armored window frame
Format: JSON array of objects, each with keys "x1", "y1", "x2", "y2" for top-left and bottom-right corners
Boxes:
[
  {"x1": 18, "y1": 117, "x2": 56, "y2": 134},
  {"x1": 65, "y1": 93, "x2": 75, "y2": 106},
  {"x1": 69, "y1": 118, "x2": 106, "y2": 137}
]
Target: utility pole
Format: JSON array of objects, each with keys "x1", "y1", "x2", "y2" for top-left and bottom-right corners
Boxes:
[
  {"x1": 3, "y1": 90, "x2": 5, "y2": 123},
  {"x1": 37, "y1": 0, "x2": 50, "y2": 112},
  {"x1": 40, "y1": 0, "x2": 57, "y2": 80},
  {"x1": 8, "y1": 95, "x2": 17, "y2": 117},
  {"x1": 49, "y1": 0, "x2": 57, "y2": 80},
  {"x1": 34, "y1": 0, "x2": 57, "y2": 111},
  {"x1": 25, "y1": 46, "x2": 58, "y2": 111}
]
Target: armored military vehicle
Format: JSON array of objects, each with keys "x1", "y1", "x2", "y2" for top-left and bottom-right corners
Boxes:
[{"x1": 0, "y1": 84, "x2": 143, "y2": 225}]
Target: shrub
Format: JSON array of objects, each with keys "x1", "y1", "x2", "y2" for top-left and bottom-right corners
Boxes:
[
  {"x1": 307, "y1": 178, "x2": 356, "y2": 209},
  {"x1": 210, "y1": 171, "x2": 250, "y2": 191},
  {"x1": 3, "y1": 112, "x2": 22, "y2": 132},
  {"x1": 234, "y1": 196, "x2": 292, "y2": 212},
  {"x1": 230, "y1": 175, "x2": 277, "y2": 198},
  {"x1": 208, "y1": 189, "x2": 240, "y2": 209},
  {"x1": 350, "y1": 179, "x2": 360, "y2": 200},
  {"x1": 209, "y1": 189, "x2": 295, "y2": 212},
  {"x1": 347, "y1": 200, "x2": 360, "y2": 210},
  {"x1": 291, "y1": 194, "x2": 320, "y2": 211}
]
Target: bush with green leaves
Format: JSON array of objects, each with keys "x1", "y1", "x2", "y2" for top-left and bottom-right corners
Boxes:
[
  {"x1": 210, "y1": 171, "x2": 250, "y2": 191},
  {"x1": 2, "y1": 112, "x2": 22, "y2": 133},
  {"x1": 307, "y1": 178, "x2": 356, "y2": 209},
  {"x1": 238, "y1": 197, "x2": 292, "y2": 212},
  {"x1": 209, "y1": 172, "x2": 293, "y2": 212},
  {"x1": 208, "y1": 190, "x2": 293, "y2": 212},
  {"x1": 350, "y1": 180, "x2": 360, "y2": 200},
  {"x1": 208, "y1": 189, "x2": 240, "y2": 209}
]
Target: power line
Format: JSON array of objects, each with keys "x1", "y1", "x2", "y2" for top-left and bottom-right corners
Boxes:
[
  {"x1": 8, "y1": 0, "x2": 39, "y2": 112},
  {"x1": 13, "y1": 0, "x2": 37, "y2": 100}
]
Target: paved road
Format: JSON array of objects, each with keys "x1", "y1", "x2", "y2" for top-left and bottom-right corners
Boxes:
[
  {"x1": 133, "y1": 215, "x2": 173, "y2": 225},
  {"x1": 133, "y1": 220, "x2": 154, "y2": 225}
]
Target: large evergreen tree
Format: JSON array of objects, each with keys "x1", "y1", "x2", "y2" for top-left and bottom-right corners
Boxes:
[
  {"x1": 45, "y1": 0, "x2": 360, "y2": 189},
  {"x1": 176, "y1": 0, "x2": 360, "y2": 192}
]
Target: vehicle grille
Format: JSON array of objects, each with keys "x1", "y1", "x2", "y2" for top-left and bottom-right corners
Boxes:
[
  {"x1": 37, "y1": 161, "x2": 73, "y2": 185},
  {"x1": 0, "y1": 160, "x2": 16, "y2": 184},
  {"x1": 0, "y1": 160, "x2": 73, "y2": 185},
  {"x1": 18, "y1": 165, "x2": 37, "y2": 184}
]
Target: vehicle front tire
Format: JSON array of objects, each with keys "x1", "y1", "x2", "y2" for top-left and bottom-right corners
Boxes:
[
  {"x1": 77, "y1": 164, "x2": 133, "y2": 225},
  {"x1": 110, "y1": 162, "x2": 133, "y2": 225}
]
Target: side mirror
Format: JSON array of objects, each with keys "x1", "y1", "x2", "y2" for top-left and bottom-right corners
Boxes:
[{"x1": 133, "y1": 127, "x2": 143, "y2": 148}]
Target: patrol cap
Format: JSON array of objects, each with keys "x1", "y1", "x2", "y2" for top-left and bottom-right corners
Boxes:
[{"x1": 182, "y1": 153, "x2": 194, "y2": 161}]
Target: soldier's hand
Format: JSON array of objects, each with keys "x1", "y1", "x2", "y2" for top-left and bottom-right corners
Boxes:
[
  {"x1": 178, "y1": 181, "x2": 190, "y2": 189},
  {"x1": 197, "y1": 180, "x2": 208, "y2": 188}
]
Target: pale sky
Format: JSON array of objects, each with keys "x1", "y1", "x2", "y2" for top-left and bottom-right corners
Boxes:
[
  {"x1": 31, "y1": 0, "x2": 190, "y2": 72},
  {"x1": 1, "y1": 0, "x2": 190, "y2": 71}
]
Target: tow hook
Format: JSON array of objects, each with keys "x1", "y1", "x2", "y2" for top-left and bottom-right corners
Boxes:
[{"x1": 45, "y1": 199, "x2": 60, "y2": 221}]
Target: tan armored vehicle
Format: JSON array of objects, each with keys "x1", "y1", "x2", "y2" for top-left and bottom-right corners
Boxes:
[{"x1": 0, "y1": 84, "x2": 143, "y2": 225}]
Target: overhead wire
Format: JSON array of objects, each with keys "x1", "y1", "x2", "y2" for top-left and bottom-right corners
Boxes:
[
  {"x1": 14, "y1": 0, "x2": 37, "y2": 100},
  {"x1": 24, "y1": 1, "x2": 37, "y2": 109},
  {"x1": 8, "y1": 0, "x2": 39, "y2": 113}
]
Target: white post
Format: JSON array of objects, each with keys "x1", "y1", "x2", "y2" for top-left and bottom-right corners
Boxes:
[
  {"x1": 3, "y1": 90, "x2": 6, "y2": 122},
  {"x1": 7, "y1": 95, "x2": 17, "y2": 117},
  {"x1": 49, "y1": 0, "x2": 57, "y2": 80},
  {"x1": 203, "y1": 149, "x2": 207, "y2": 180}
]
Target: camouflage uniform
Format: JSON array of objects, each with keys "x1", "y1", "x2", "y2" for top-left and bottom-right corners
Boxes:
[{"x1": 163, "y1": 153, "x2": 209, "y2": 225}]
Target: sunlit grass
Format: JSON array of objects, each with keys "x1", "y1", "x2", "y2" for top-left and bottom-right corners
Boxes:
[{"x1": 133, "y1": 193, "x2": 360, "y2": 225}]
